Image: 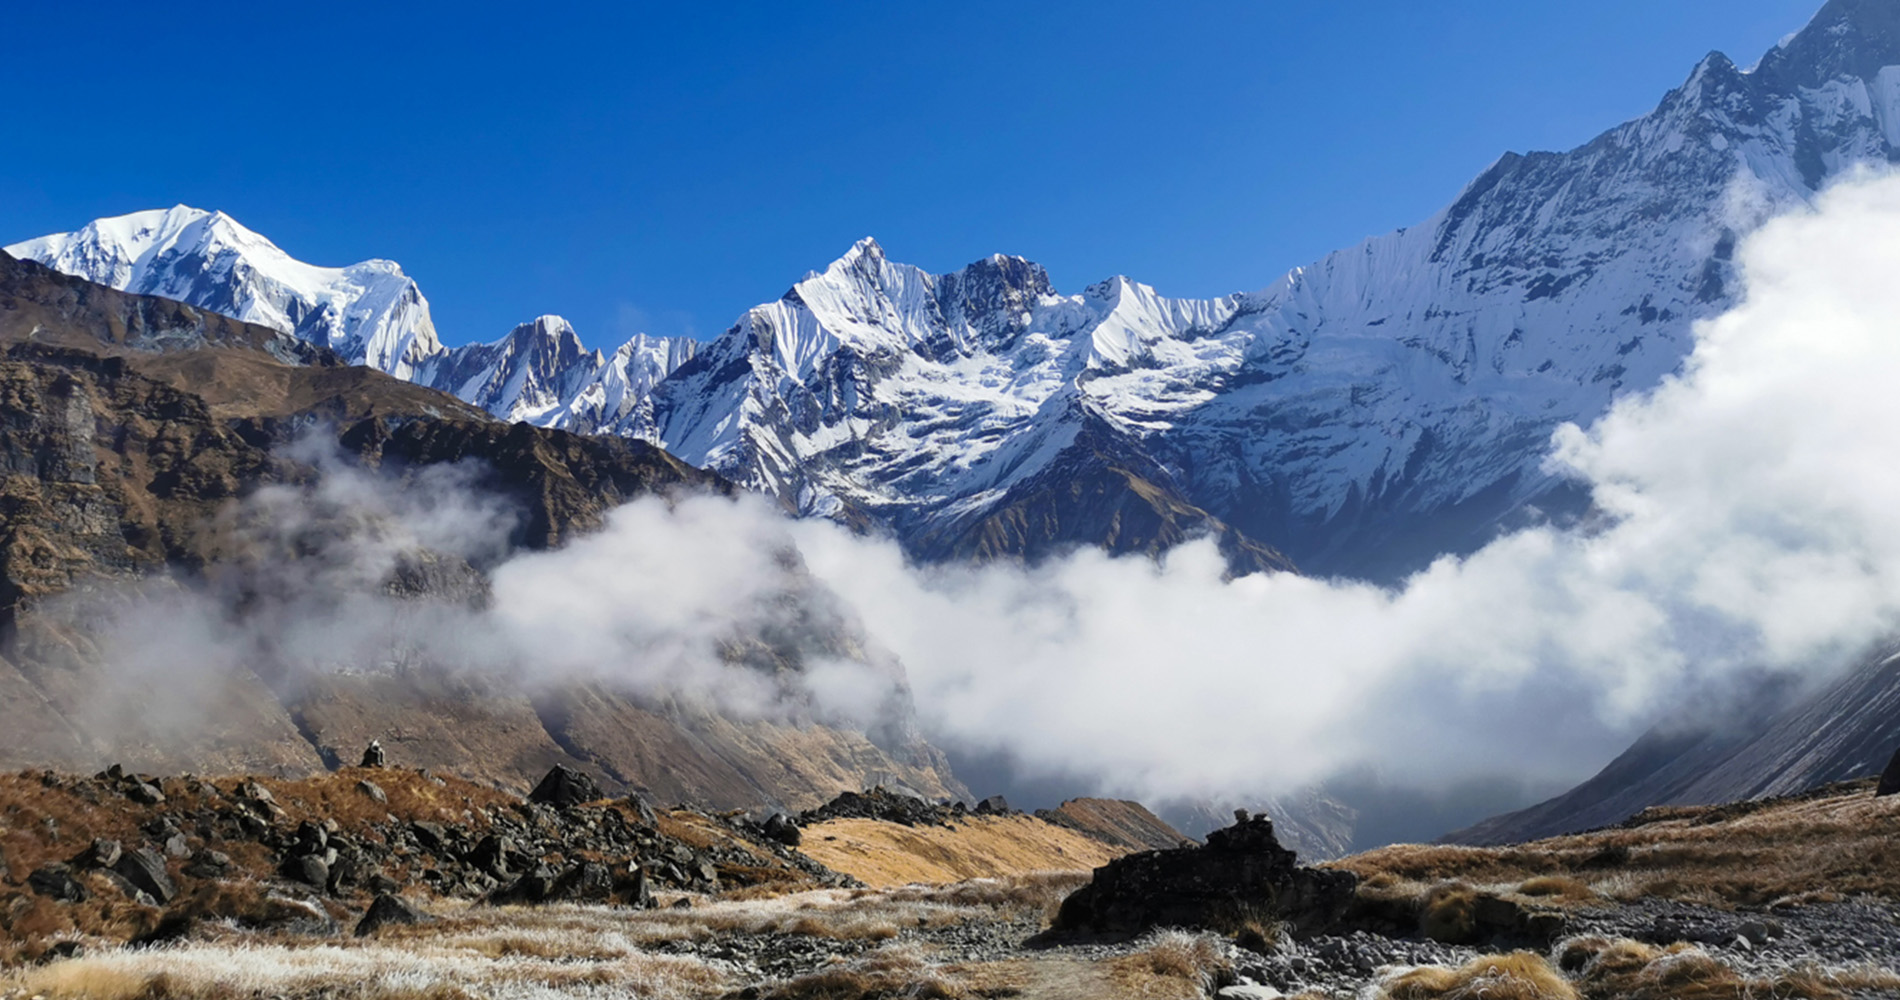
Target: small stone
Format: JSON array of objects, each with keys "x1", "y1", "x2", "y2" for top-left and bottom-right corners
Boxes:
[
  {"x1": 126, "y1": 781, "x2": 165, "y2": 805},
  {"x1": 357, "y1": 779, "x2": 387, "y2": 803},
  {"x1": 88, "y1": 838, "x2": 122, "y2": 868}
]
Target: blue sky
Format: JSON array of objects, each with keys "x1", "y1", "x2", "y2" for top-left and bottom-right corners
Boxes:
[{"x1": 1, "y1": 1, "x2": 1821, "y2": 347}]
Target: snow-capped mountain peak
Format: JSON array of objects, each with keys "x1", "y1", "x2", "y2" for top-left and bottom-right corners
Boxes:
[
  {"x1": 7, "y1": 205, "x2": 443, "y2": 378},
  {"x1": 14, "y1": 1, "x2": 1900, "y2": 582}
]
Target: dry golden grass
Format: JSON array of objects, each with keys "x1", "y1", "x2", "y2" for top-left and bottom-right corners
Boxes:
[
  {"x1": 754, "y1": 943, "x2": 967, "y2": 1000},
  {"x1": 2, "y1": 933, "x2": 725, "y2": 1000},
  {"x1": 1381, "y1": 951, "x2": 1578, "y2": 1000},
  {"x1": 1121, "y1": 929, "x2": 1230, "y2": 990},
  {"x1": 1333, "y1": 780, "x2": 1900, "y2": 910},
  {"x1": 1557, "y1": 935, "x2": 1900, "y2": 1000},
  {"x1": 798, "y1": 815, "x2": 1127, "y2": 888},
  {"x1": 1380, "y1": 938, "x2": 1900, "y2": 1000}
]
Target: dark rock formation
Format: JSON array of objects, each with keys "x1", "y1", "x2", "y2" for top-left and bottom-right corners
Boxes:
[
  {"x1": 1053, "y1": 812, "x2": 1357, "y2": 937},
  {"x1": 800, "y1": 787, "x2": 955, "y2": 828},
  {"x1": 528, "y1": 764, "x2": 603, "y2": 808},
  {"x1": 975, "y1": 795, "x2": 1010, "y2": 816},
  {"x1": 1877, "y1": 747, "x2": 1900, "y2": 797},
  {"x1": 360, "y1": 740, "x2": 386, "y2": 768},
  {"x1": 26, "y1": 864, "x2": 87, "y2": 902},
  {"x1": 355, "y1": 893, "x2": 431, "y2": 936},
  {"x1": 111, "y1": 847, "x2": 176, "y2": 904}
]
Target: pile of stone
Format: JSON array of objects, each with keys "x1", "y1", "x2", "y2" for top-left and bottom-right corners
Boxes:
[{"x1": 11, "y1": 761, "x2": 855, "y2": 944}]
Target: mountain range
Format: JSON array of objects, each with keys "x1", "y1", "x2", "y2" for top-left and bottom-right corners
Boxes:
[
  {"x1": 11, "y1": 0, "x2": 1900, "y2": 848},
  {"x1": 24, "y1": 2, "x2": 1900, "y2": 582}
]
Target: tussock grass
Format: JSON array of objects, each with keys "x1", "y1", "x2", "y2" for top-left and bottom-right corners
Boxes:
[
  {"x1": 1380, "y1": 951, "x2": 1578, "y2": 1000},
  {"x1": 754, "y1": 943, "x2": 967, "y2": 1000},
  {"x1": 1109, "y1": 930, "x2": 1231, "y2": 995},
  {"x1": 872, "y1": 871, "x2": 1091, "y2": 923},
  {"x1": 1333, "y1": 779, "x2": 1900, "y2": 910},
  {"x1": 1381, "y1": 938, "x2": 1900, "y2": 1000},
  {"x1": 3, "y1": 937, "x2": 723, "y2": 999},
  {"x1": 1557, "y1": 935, "x2": 1900, "y2": 1000}
]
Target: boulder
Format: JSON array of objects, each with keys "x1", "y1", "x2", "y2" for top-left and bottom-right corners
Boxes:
[
  {"x1": 87, "y1": 838, "x2": 122, "y2": 868},
  {"x1": 1877, "y1": 747, "x2": 1900, "y2": 797},
  {"x1": 282, "y1": 854, "x2": 330, "y2": 890},
  {"x1": 355, "y1": 893, "x2": 431, "y2": 936},
  {"x1": 762, "y1": 813, "x2": 801, "y2": 847},
  {"x1": 975, "y1": 795, "x2": 1011, "y2": 815},
  {"x1": 616, "y1": 863, "x2": 654, "y2": 909},
  {"x1": 527, "y1": 764, "x2": 602, "y2": 809},
  {"x1": 356, "y1": 779, "x2": 387, "y2": 803},
  {"x1": 27, "y1": 864, "x2": 88, "y2": 903},
  {"x1": 1053, "y1": 812, "x2": 1356, "y2": 937},
  {"x1": 626, "y1": 793, "x2": 660, "y2": 828},
  {"x1": 112, "y1": 848, "x2": 177, "y2": 904}
]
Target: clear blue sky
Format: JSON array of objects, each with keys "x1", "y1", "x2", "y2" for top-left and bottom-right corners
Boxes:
[{"x1": 0, "y1": 1, "x2": 1822, "y2": 347}]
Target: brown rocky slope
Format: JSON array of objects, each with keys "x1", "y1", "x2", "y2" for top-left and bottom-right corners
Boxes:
[{"x1": 0, "y1": 250, "x2": 963, "y2": 811}]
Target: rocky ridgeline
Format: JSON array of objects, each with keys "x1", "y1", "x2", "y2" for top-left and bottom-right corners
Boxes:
[
  {"x1": 796, "y1": 786, "x2": 1014, "y2": 829},
  {"x1": 0, "y1": 762, "x2": 857, "y2": 953}
]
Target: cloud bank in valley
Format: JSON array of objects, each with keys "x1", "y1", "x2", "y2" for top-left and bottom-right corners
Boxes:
[
  {"x1": 56, "y1": 171, "x2": 1900, "y2": 809},
  {"x1": 786, "y1": 169, "x2": 1900, "y2": 800}
]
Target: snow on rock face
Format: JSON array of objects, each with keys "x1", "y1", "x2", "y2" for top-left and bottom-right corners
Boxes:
[
  {"x1": 6, "y1": 210, "x2": 699, "y2": 434},
  {"x1": 655, "y1": 6, "x2": 1900, "y2": 578},
  {"x1": 7, "y1": 205, "x2": 445, "y2": 378},
  {"x1": 13, "y1": 3, "x2": 1900, "y2": 580}
]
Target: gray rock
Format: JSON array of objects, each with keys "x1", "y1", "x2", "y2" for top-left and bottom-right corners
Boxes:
[
  {"x1": 27, "y1": 864, "x2": 88, "y2": 902},
  {"x1": 283, "y1": 854, "x2": 330, "y2": 890},
  {"x1": 111, "y1": 849, "x2": 176, "y2": 904},
  {"x1": 1877, "y1": 747, "x2": 1900, "y2": 797},
  {"x1": 355, "y1": 893, "x2": 430, "y2": 936},
  {"x1": 527, "y1": 764, "x2": 602, "y2": 809},
  {"x1": 87, "y1": 838, "x2": 122, "y2": 868},
  {"x1": 357, "y1": 779, "x2": 387, "y2": 803},
  {"x1": 1219, "y1": 987, "x2": 1285, "y2": 1000}
]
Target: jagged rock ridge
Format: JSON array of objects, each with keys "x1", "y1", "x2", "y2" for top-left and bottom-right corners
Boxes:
[{"x1": 18, "y1": 2, "x2": 1900, "y2": 579}]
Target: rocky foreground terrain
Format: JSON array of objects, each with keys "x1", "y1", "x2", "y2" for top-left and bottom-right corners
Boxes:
[{"x1": 0, "y1": 759, "x2": 1895, "y2": 999}]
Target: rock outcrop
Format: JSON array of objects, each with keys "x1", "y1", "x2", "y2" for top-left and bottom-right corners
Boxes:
[{"x1": 1053, "y1": 812, "x2": 1357, "y2": 937}]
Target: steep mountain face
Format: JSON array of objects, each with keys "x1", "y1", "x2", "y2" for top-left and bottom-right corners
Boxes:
[
  {"x1": 6, "y1": 211, "x2": 699, "y2": 436},
  {"x1": 20, "y1": 3, "x2": 1898, "y2": 579},
  {"x1": 1447, "y1": 642, "x2": 1900, "y2": 845},
  {"x1": 641, "y1": 0, "x2": 1900, "y2": 580},
  {"x1": 0, "y1": 250, "x2": 962, "y2": 810}
]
